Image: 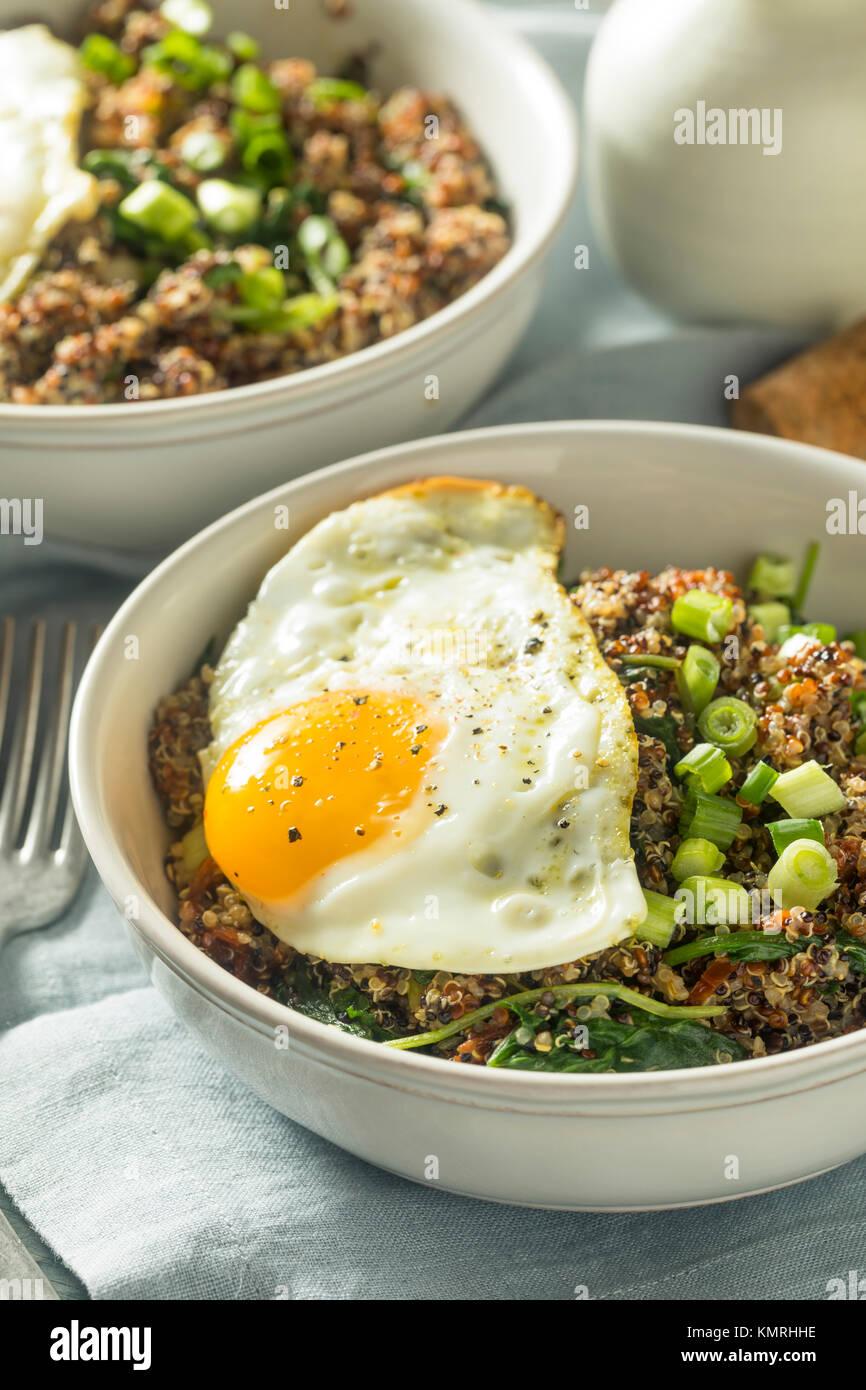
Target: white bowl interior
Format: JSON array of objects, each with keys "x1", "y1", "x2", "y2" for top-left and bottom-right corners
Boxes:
[{"x1": 72, "y1": 421, "x2": 866, "y2": 1035}]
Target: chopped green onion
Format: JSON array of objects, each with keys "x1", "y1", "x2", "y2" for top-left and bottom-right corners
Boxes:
[
  {"x1": 196, "y1": 178, "x2": 261, "y2": 233},
  {"x1": 793, "y1": 541, "x2": 820, "y2": 614},
  {"x1": 748, "y1": 601, "x2": 790, "y2": 643},
  {"x1": 79, "y1": 33, "x2": 135, "y2": 83},
  {"x1": 748, "y1": 554, "x2": 796, "y2": 599},
  {"x1": 671, "y1": 837, "x2": 725, "y2": 883},
  {"x1": 679, "y1": 789, "x2": 743, "y2": 849},
  {"x1": 227, "y1": 30, "x2": 260, "y2": 61},
  {"x1": 241, "y1": 131, "x2": 292, "y2": 183},
  {"x1": 220, "y1": 291, "x2": 340, "y2": 334},
  {"x1": 619, "y1": 653, "x2": 681, "y2": 670},
  {"x1": 298, "y1": 214, "x2": 351, "y2": 294},
  {"x1": 118, "y1": 180, "x2": 199, "y2": 242},
  {"x1": 769, "y1": 760, "x2": 846, "y2": 818},
  {"x1": 237, "y1": 266, "x2": 285, "y2": 310},
  {"x1": 386, "y1": 980, "x2": 726, "y2": 1049},
  {"x1": 637, "y1": 890, "x2": 686, "y2": 948},
  {"x1": 767, "y1": 818, "x2": 824, "y2": 855},
  {"x1": 738, "y1": 760, "x2": 779, "y2": 806},
  {"x1": 160, "y1": 0, "x2": 213, "y2": 36},
  {"x1": 230, "y1": 107, "x2": 282, "y2": 143},
  {"x1": 776, "y1": 622, "x2": 836, "y2": 647},
  {"x1": 306, "y1": 77, "x2": 368, "y2": 107},
  {"x1": 674, "y1": 742, "x2": 732, "y2": 794},
  {"x1": 671, "y1": 590, "x2": 734, "y2": 644},
  {"x1": 767, "y1": 838, "x2": 838, "y2": 911},
  {"x1": 697, "y1": 696, "x2": 758, "y2": 758},
  {"x1": 846, "y1": 631, "x2": 866, "y2": 661},
  {"x1": 676, "y1": 644, "x2": 719, "y2": 717},
  {"x1": 231, "y1": 62, "x2": 281, "y2": 113},
  {"x1": 178, "y1": 128, "x2": 226, "y2": 172},
  {"x1": 297, "y1": 214, "x2": 336, "y2": 256},
  {"x1": 143, "y1": 30, "x2": 230, "y2": 89},
  {"x1": 197, "y1": 44, "x2": 233, "y2": 84},
  {"x1": 675, "y1": 876, "x2": 752, "y2": 927}
]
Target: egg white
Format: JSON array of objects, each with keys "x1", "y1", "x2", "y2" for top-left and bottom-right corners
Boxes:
[
  {"x1": 0, "y1": 26, "x2": 99, "y2": 304},
  {"x1": 204, "y1": 479, "x2": 646, "y2": 973}
]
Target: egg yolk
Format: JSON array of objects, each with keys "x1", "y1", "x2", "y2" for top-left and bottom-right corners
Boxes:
[{"x1": 203, "y1": 690, "x2": 442, "y2": 904}]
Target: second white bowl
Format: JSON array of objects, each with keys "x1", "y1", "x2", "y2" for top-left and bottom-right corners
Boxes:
[{"x1": 0, "y1": 0, "x2": 577, "y2": 549}]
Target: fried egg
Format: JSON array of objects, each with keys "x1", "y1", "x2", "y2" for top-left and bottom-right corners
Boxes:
[
  {"x1": 0, "y1": 26, "x2": 99, "y2": 304},
  {"x1": 202, "y1": 478, "x2": 646, "y2": 973}
]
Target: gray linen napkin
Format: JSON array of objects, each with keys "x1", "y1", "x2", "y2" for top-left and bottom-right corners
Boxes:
[{"x1": 1, "y1": 6, "x2": 846, "y2": 1302}]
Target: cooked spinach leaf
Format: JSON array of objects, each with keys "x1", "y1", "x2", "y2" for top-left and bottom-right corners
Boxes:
[
  {"x1": 489, "y1": 1013, "x2": 746, "y2": 1073},
  {"x1": 633, "y1": 712, "x2": 682, "y2": 765},
  {"x1": 281, "y1": 969, "x2": 393, "y2": 1041},
  {"x1": 834, "y1": 928, "x2": 866, "y2": 975},
  {"x1": 664, "y1": 930, "x2": 805, "y2": 968}
]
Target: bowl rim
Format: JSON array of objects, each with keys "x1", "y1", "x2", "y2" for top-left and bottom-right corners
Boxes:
[
  {"x1": 69, "y1": 419, "x2": 866, "y2": 1106},
  {"x1": 0, "y1": 0, "x2": 578, "y2": 427}
]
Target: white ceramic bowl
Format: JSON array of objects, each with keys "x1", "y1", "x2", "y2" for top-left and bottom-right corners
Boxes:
[
  {"x1": 70, "y1": 421, "x2": 866, "y2": 1211},
  {"x1": 0, "y1": 0, "x2": 576, "y2": 550}
]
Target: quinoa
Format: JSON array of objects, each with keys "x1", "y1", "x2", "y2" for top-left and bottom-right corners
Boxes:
[
  {"x1": 0, "y1": 3, "x2": 511, "y2": 404},
  {"x1": 147, "y1": 561, "x2": 866, "y2": 1071}
]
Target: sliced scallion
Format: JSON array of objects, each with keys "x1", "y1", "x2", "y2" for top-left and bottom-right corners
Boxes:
[
  {"x1": 738, "y1": 760, "x2": 779, "y2": 806},
  {"x1": 298, "y1": 214, "x2": 351, "y2": 294},
  {"x1": 79, "y1": 33, "x2": 135, "y2": 83},
  {"x1": 748, "y1": 601, "x2": 790, "y2": 643},
  {"x1": 637, "y1": 889, "x2": 686, "y2": 948},
  {"x1": 697, "y1": 696, "x2": 758, "y2": 758},
  {"x1": 767, "y1": 838, "x2": 838, "y2": 911},
  {"x1": 671, "y1": 837, "x2": 725, "y2": 883},
  {"x1": 231, "y1": 62, "x2": 281, "y2": 113},
  {"x1": 671, "y1": 590, "x2": 734, "y2": 644},
  {"x1": 306, "y1": 76, "x2": 368, "y2": 107},
  {"x1": 196, "y1": 178, "x2": 261, "y2": 233},
  {"x1": 227, "y1": 30, "x2": 260, "y2": 61},
  {"x1": 767, "y1": 818, "x2": 824, "y2": 855},
  {"x1": 748, "y1": 554, "x2": 796, "y2": 599},
  {"x1": 179, "y1": 128, "x2": 226, "y2": 172},
  {"x1": 675, "y1": 875, "x2": 752, "y2": 928},
  {"x1": 676, "y1": 644, "x2": 720, "y2": 717},
  {"x1": 679, "y1": 789, "x2": 743, "y2": 849},
  {"x1": 674, "y1": 742, "x2": 732, "y2": 794},
  {"x1": 241, "y1": 130, "x2": 292, "y2": 182},
  {"x1": 237, "y1": 266, "x2": 285, "y2": 310},
  {"x1": 118, "y1": 180, "x2": 199, "y2": 242},
  {"x1": 769, "y1": 760, "x2": 846, "y2": 818}
]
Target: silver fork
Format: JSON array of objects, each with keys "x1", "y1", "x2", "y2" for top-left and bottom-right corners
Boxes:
[{"x1": 0, "y1": 617, "x2": 89, "y2": 950}]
